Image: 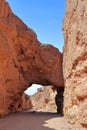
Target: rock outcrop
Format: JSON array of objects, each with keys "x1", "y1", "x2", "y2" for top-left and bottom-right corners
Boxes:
[
  {"x1": 22, "y1": 94, "x2": 32, "y2": 110},
  {"x1": 63, "y1": 0, "x2": 87, "y2": 128},
  {"x1": 30, "y1": 86, "x2": 57, "y2": 113},
  {"x1": 0, "y1": 0, "x2": 64, "y2": 116}
]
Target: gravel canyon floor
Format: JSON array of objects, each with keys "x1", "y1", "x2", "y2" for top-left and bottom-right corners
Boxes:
[{"x1": 0, "y1": 112, "x2": 86, "y2": 130}]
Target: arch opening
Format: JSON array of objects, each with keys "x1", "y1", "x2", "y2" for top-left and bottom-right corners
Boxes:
[
  {"x1": 22, "y1": 84, "x2": 64, "y2": 115},
  {"x1": 24, "y1": 84, "x2": 43, "y2": 96}
]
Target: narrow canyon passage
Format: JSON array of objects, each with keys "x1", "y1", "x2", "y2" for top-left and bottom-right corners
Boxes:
[
  {"x1": 22, "y1": 85, "x2": 64, "y2": 115},
  {"x1": 0, "y1": 0, "x2": 86, "y2": 129}
]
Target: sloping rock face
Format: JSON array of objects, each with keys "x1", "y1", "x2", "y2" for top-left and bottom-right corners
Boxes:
[
  {"x1": 30, "y1": 86, "x2": 57, "y2": 113},
  {"x1": 63, "y1": 0, "x2": 87, "y2": 128},
  {"x1": 0, "y1": 0, "x2": 64, "y2": 116},
  {"x1": 22, "y1": 94, "x2": 32, "y2": 110}
]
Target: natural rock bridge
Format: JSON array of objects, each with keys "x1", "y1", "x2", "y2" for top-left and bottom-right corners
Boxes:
[
  {"x1": 0, "y1": 0, "x2": 64, "y2": 116},
  {"x1": 0, "y1": 0, "x2": 87, "y2": 129}
]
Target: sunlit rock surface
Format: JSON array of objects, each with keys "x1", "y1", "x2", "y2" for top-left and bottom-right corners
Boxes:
[
  {"x1": 63, "y1": 0, "x2": 87, "y2": 128},
  {"x1": 0, "y1": 0, "x2": 64, "y2": 116},
  {"x1": 30, "y1": 86, "x2": 57, "y2": 113}
]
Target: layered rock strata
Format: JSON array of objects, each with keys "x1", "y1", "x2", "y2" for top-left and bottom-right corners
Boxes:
[
  {"x1": 63, "y1": 0, "x2": 87, "y2": 128},
  {"x1": 0, "y1": 0, "x2": 64, "y2": 116}
]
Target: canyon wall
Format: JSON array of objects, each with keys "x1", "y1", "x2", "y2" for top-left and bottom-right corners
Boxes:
[
  {"x1": 30, "y1": 86, "x2": 57, "y2": 113},
  {"x1": 63, "y1": 0, "x2": 87, "y2": 128},
  {"x1": 0, "y1": 0, "x2": 64, "y2": 116},
  {"x1": 22, "y1": 94, "x2": 32, "y2": 110}
]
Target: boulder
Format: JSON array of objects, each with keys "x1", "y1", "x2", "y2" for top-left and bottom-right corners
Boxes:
[{"x1": 63, "y1": 0, "x2": 87, "y2": 128}]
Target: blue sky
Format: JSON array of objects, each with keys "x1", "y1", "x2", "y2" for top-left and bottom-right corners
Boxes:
[
  {"x1": 6, "y1": 0, "x2": 66, "y2": 95},
  {"x1": 6, "y1": 0, "x2": 65, "y2": 52}
]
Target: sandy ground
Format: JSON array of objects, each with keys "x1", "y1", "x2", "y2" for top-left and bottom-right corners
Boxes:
[
  {"x1": 44, "y1": 117, "x2": 86, "y2": 130},
  {"x1": 0, "y1": 112, "x2": 86, "y2": 130},
  {"x1": 0, "y1": 112, "x2": 58, "y2": 130}
]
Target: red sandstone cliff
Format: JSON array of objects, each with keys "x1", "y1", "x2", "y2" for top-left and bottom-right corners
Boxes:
[
  {"x1": 63, "y1": 0, "x2": 87, "y2": 128},
  {"x1": 0, "y1": 0, "x2": 64, "y2": 116}
]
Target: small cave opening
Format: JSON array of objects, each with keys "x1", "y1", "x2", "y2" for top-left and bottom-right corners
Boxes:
[{"x1": 23, "y1": 84, "x2": 64, "y2": 115}]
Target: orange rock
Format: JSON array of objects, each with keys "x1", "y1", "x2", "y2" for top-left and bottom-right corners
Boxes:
[
  {"x1": 0, "y1": 0, "x2": 64, "y2": 116},
  {"x1": 63, "y1": 0, "x2": 87, "y2": 128}
]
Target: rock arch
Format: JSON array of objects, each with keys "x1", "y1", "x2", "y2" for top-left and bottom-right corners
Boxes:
[{"x1": 0, "y1": 0, "x2": 64, "y2": 116}]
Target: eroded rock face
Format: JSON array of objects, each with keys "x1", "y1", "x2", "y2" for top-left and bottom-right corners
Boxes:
[
  {"x1": 30, "y1": 86, "x2": 57, "y2": 113},
  {"x1": 0, "y1": 0, "x2": 64, "y2": 116},
  {"x1": 63, "y1": 0, "x2": 87, "y2": 128},
  {"x1": 22, "y1": 94, "x2": 32, "y2": 110}
]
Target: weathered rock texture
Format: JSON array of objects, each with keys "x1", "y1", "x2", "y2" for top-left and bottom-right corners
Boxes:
[
  {"x1": 30, "y1": 86, "x2": 57, "y2": 113},
  {"x1": 0, "y1": 0, "x2": 64, "y2": 116},
  {"x1": 63, "y1": 0, "x2": 87, "y2": 128},
  {"x1": 22, "y1": 94, "x2": 32, "y2": 110}
]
